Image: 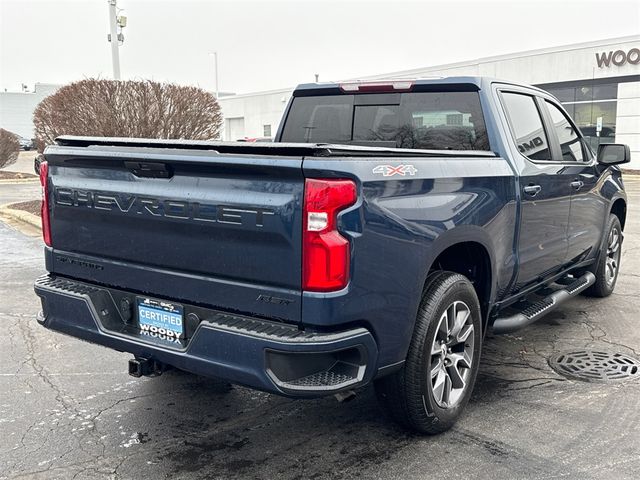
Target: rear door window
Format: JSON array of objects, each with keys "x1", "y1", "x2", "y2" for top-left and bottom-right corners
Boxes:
[
  {"x1": 500, "y1": 92, "x2": 551, "y2": 161},
  {"x1": 281, "y1": 91, "x2": 490, "y2": 151}
]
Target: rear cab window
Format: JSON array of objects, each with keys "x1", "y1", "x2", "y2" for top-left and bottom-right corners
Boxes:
[
  {"x1": 280, "y1": 90, "x2": 490, "y2": 151},
  {"x1": 500, "y1": 91, "x2": 551, "y2": 161}
]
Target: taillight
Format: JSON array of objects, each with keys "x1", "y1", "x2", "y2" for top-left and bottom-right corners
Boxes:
[
  {"x1": 339, "y1": 80, "x2": 414, "y2": 93},
  {"x1": 39, "y1": 161, "x2": 52, "y2": 246},
  {"x1": 303, "y1": 178, "x2": 357, "y2": 292}
]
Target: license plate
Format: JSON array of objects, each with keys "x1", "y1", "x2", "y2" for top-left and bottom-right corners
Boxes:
[{"x1": 137, "y1": 297, "x2": 184, "y2": 341}]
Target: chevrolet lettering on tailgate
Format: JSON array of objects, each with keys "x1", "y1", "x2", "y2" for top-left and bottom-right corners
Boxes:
[{"x1": 54, "y1": 187, "x2": 275, "y2": 226}]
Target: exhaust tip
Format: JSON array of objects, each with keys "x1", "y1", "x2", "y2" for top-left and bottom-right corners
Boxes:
[{"x1": 334, "y1": 390, "x2": 356, "y2": 403}]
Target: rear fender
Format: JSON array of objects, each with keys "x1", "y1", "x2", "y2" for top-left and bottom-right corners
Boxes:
[{"x1": 420, "y1": 226, "x2": 497, "y2": 327}]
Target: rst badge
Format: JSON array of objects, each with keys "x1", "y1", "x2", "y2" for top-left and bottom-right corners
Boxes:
[{"x1": 373, "y1": 164, "x2": 418, "y2": 177}]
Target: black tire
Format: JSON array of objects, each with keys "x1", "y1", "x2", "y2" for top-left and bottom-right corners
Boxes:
[
  {"x1": 584, "y1": 214, "x2": 622, "y2": 298},
  {"x1": 375, "y1": 271, "x2": 483, "y2": 434}
]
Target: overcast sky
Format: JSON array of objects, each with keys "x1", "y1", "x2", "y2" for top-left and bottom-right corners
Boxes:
[{"x1": 1, "y1": 0, "x2": 639, "y2": 94}]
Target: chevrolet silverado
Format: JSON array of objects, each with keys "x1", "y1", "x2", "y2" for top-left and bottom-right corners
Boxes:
[{"x1": 34, "y1": 77, "x2": 630, "y2": 433}]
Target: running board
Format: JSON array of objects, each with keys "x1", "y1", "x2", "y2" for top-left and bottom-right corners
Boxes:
[{"x1": 492, "y1": 272, "x2": 596, "y2": 334}]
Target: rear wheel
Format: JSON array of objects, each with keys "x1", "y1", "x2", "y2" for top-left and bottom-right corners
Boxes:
[
  {"x1": 375, "y1": 272, "x2": 482, "y2": 434},
  {"x1": 584, "y1": 214, "x2": 622, "y2": 298}
]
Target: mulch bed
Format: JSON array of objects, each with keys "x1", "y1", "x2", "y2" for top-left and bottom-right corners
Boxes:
[
  {"x1": 0, "y1": 171, "x2": 38, "y2": 180},
  {"x1": 8, "y1": 200, "x2": 41, "y2": 217}
]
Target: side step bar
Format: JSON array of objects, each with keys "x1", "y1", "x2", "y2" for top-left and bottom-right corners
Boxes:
[{"x1": 492, "y1": 272, "x2": 595, "y2": 334}]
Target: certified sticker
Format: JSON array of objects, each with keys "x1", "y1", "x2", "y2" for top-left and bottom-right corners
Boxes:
[
  {"x1": 137, "y1": 297, "x2": 184, "y2": 344},
  {"x1": 373, "y1": 164, "x2": 418, "y2": 177}
]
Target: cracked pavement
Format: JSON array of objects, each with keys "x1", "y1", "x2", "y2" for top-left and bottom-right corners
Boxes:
[{"x1": 0, "y1": 178, "x2": 639, "y2": 480}]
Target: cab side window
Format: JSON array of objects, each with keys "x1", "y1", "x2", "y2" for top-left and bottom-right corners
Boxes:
[
  {"x1": 544, "y1": 101, "x2": 587, "y2": 163},
  {"x1": 501, "y1": 92, "x2": 551, "y2": 161}
]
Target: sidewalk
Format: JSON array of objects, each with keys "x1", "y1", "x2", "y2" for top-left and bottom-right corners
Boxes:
[{"x1": 0, "y1": 150, "x2": 39, "y2": 175}]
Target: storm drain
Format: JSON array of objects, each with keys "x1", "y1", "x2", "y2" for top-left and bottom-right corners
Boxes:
[{"x1": 549, "y1": 350, "x2": 640, "y2": 382}]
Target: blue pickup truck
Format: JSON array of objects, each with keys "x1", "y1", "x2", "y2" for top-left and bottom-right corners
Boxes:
[{"x1": 34, "y1": 77, "x2": 630, "y2": 434}]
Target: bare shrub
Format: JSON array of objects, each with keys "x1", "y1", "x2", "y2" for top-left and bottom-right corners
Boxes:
[
  {"x1": 0, "y1": 129, "x2": 20, "y2": 168},
  {"x1": 33, "y1": 79, "x2": 223, "y2": 151}
]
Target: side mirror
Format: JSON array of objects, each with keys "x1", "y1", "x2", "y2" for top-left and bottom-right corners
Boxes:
[{"x1": 597, "y1": 144, "x2": 630, "y2": 165}]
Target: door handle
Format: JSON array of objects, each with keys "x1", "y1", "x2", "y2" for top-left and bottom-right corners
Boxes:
[
  {"x1": 570, "y1": 180, "x2": 584, "y2": 190},
  {"x1": 523, "y1": 184, "x2": 542, "y2": 197}
]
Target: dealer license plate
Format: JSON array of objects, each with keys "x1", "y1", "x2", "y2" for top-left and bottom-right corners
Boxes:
[{"x1": 137, "y1": 297, "x2": 184, "y2": 341}]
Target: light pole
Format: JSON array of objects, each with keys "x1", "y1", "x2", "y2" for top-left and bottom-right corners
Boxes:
[
  {"x1": 107, "y1": 0, "x2": 121, "y2": 80},
  {"x1": 209, "y1": 52, "x2": 219, "y2": 99}
]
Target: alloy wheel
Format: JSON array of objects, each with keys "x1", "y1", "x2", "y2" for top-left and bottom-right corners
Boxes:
[
  {"x1": 605, "y1": 225, "x2": 621, "y2": 286},
  {"x1": 429, "y1": 301, "x2": 475, "y2": 408}
]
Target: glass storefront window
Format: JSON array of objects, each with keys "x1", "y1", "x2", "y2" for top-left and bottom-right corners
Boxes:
[
  {"x1": 547, "y1": 87, "x2": 575, "y2": 102},
  {"x1": 574, "y1": 83, "x2": 618, "y2": 102},
  {"x1": 573, "y1": 101, "x2": 617, "y2": 150},
  {"x1": 537, "y1": 80, "x2": 620, "y2": 152},
  {"x1": 543, "y1": 82, "x2": 618, "y2": 103}
]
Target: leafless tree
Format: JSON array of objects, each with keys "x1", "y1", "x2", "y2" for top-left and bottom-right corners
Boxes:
[
  {"x1": 0, "y1": 129, "x2": 20, "y2": 168},
  {"x1": 33, "y1": 79, "x2": 223, "y2": 151}
]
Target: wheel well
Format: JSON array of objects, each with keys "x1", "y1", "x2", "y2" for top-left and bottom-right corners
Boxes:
[
  {"x1": 429, "y1": 242, "x2": 492, "y2": 324},
  {"x1": 611, "y1": 199, "x2": 627, "y2": 230}
]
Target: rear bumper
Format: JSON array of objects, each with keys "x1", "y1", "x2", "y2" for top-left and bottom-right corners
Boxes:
[{"x1": 34, "y1": 275, "x2": 378, "y2": 397}]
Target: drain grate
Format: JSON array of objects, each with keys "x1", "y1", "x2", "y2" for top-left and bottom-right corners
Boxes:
[{"x1": 549, "y1": 350, "x2": 640, "y2": 382}]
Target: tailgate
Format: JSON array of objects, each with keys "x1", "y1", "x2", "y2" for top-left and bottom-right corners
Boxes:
[{"x1": 44, "y1": 145, "x2": 304, "y2": 322}]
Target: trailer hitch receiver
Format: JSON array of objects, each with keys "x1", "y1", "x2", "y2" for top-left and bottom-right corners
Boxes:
[{"x1": 128, "y1": 357, "x2": 168, "y2": 377}]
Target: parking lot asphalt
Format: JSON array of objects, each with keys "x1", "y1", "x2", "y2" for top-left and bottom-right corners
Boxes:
[{"x1": 0, "y1": 178, "x2": 639, "y2": 480}]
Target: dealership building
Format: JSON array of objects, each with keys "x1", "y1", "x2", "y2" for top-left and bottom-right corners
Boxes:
[
  {"x1": 0, "y1": 83, "x2": 61, "y2": 139},
  {"x1": 219, "y1": 35, "x2": 640, "y2": 168}
]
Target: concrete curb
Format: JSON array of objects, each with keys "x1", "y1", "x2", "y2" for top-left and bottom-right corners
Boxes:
[
  {"x1": 0, "y1": 178, "x2": 39, "y2": 185},
  {"x1": 0, "y1": 204, "x2": 41, "y2": 229}
]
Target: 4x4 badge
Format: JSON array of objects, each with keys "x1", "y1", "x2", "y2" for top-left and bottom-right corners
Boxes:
[{"x1": 373, "y1": 164, "x2": 418, "y2": 177}]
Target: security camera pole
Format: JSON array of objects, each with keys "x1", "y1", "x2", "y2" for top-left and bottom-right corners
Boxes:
[{"x1": 108, "y1": 0, "x2": 121, "y2": 80}]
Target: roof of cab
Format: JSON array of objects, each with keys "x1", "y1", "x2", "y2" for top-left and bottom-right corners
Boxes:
[{"x1": 292, "y1": 76, "x2": 548, "y2": 96}]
